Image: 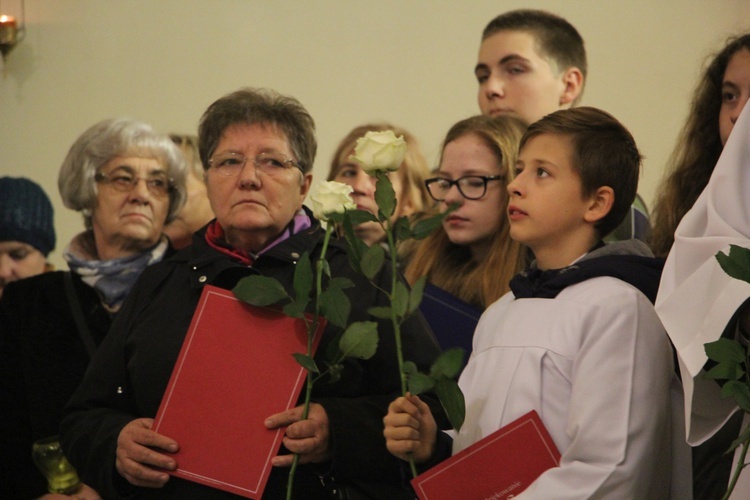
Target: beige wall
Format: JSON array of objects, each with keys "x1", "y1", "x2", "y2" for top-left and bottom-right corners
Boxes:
[{"x1": 1, "y1": 0, "x2": 749, "y2": 269}]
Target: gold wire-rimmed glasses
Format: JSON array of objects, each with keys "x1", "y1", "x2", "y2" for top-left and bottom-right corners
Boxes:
[
  {"x1": 94, "y1": 170, "x2": 173, "y2": 197},
  {"x1": 208, "y1": 152, "x2": 302, "y2": 177}
]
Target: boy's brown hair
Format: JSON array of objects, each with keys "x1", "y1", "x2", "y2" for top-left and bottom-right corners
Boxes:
[
  {"x1": 483, "y1": 9, "x2": 587, "y2": 104},
  {"x1": 519, "y1": 107, "x2": 641, "y2": 237}
]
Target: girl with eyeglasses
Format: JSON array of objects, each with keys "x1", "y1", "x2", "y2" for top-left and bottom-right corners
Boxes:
[{"x1": 403, "y1": 115, "x2": 527, "y2": 310}]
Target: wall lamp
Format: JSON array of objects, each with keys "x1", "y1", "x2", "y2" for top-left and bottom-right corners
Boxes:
[{"x1": 0, "y1": 0, "x2": 25, "y2": 62}]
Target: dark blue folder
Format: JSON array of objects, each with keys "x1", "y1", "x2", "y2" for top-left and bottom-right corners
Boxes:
[{"x1": 419, "y1": 284, "x2": 482, "y2": 363}]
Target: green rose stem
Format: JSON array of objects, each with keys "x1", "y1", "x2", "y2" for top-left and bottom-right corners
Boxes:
[
  {"x1": 386, "y1": 224, "x2": 408, "y2": 395},
  {"x1": 723, "y1": 438, "x2": 749, "y2": 500},
  {"x1": 709, "y1": 244, "x2": 750, "y2": 500},
  {"x1": 378, "y1": 179, "x2": 419, "y2": 480},
  {"x1": 349, "y1": 131, "x2": 463, "y2": 481},
  {"x1": 286, "y1": 223, "x2": 334, "y2": 500},
  {"x1": 721, "y1": 341, "x2": 750, "y2": 500},
  {"x1": 388, "y1": 237, "x2": 420, "y2": 480}
]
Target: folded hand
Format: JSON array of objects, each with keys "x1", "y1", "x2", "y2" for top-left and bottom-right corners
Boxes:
[
  {"x1": 383, "y1": 393, "x2": 437, "y2": 463},
  {"x1": 115, "y1": 418, "x2": 179, "y2": 488},
  {"x1": 265, "y1": 403, "x2": 331, "y2": 467}
]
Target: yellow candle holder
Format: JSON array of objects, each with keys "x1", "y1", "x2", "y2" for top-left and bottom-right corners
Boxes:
[{"x1": 31, "y1": 436, "x2": 82, "y2": 495}]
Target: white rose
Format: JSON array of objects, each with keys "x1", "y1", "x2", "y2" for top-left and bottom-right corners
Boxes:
[
  {"x1": 350, "y1": 130, "x2": 407, "y2": 173},
  {"x1": 310, "y1": 181, "x2": 355, "y2": 221}
]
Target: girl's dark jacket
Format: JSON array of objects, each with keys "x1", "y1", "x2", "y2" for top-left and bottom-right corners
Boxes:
[{"x1": 60, "y1": 217, "x2": 446, "y2": 499}]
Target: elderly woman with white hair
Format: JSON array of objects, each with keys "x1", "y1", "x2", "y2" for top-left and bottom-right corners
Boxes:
[{"x1": 0, "y1": 118, "x2": 187, "y2": 499}]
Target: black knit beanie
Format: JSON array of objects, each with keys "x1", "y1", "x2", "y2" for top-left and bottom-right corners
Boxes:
[{"x1": 0, "y1": 177, "x2": 56, "y2": 256}]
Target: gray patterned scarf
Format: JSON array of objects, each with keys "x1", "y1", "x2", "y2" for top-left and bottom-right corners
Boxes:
[{"x1": 64, "y1": 231, "x2": 169, "y2": 312}]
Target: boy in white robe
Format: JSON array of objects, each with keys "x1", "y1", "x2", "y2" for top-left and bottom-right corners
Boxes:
[
  {"x1": 384, "y1": 107, "x2": 690, "y2": 499},
  {"x1": 656, "y1": 102, "x2": 750, "y2": 499}
]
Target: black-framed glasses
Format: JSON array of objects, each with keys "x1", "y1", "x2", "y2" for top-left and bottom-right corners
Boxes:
[
  {"x1": 208, "y1": 152, "x2": 302, "y2": 177},
  {"x1": 95, "y1": 171, "x2": 173, "y2": 197},
  {"x1": 424, "y1": 175, "x2": 504, "y2": 201}
]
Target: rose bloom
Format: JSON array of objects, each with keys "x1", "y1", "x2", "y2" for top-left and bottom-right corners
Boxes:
[
  {"x1": 350, "y1": 131, "x2": 407, "y2": 173},
  {"x1": 310, "y1": 180, "x2": 355, "y2": 221}
]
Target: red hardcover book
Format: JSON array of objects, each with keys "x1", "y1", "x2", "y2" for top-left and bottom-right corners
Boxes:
[
  {"x1": 153, "y1": 285, "x2": 324, "y2": 498},
  {"x1": 411, "y1": 410, "x2": 560, "y2": 500}
]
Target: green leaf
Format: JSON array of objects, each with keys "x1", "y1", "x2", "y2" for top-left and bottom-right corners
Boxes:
[
  {"x1": 705, "y1": 338, "x2": 747, "y2": 364},
  {"x1": 293, "y1": 353, "x2": 319, "y2": 374},
  {"x1": 375, "y1": 173, "x2": 396, "y2": 220},
  {"x1": 430, "y1": 348, "x2": 466, "y2": 380},
  {"x1": 393, "y1": 216, "x2": 412, "y2": 242},
  {"x1": 344, "y1": 208, "x2": 379, "y2": 226},
  {"x1": 321, "y1": 259, "x2": 331, "y2": 278},
  {"x1": 721, "y1": 380, "x2": 750, "y2": 413},
  {"x1": 411, "y1": 211, "x2": 447, "y2": 240},
  {"x1": 282, "y1": 300, "x2": 307, "y2": 319},
  {"x1": 319, "y1": 288, "x2": 351, "y2": 329},
  {"x1": 716, "y1": 245, "x2": 750, "y2": 285},
  {"x1": 339, "y1": 321, "x2": 379, "y2": 360},
  {"x1": 407, "y1": 372, "x2": 435, "y2": 394},
  {"x1": 367, "y1": 306, "x2": 392, "y2": 319},
  {"x1": 727, "y1": 422, "x2": 750, "y2": 454},
  {"x1": 293, "y1": 252, "x2": 313, "y2": 303},
  {"x1": 393, "y1": 281, "x2": 409, "y2": 318},
  {"x1": 408, "y1": 275, "x2": 427, "y2": 314},
  {"x1": 324, "y1": 211, "x2": 345, "y2": 224},
  {"x1": 327, "y1": 276, "x2": 355, "y2": 292},
  {"x1": 233, "y1": 275, "x2": 289, "y2": 306},
  {"x1": 403, "y1": 361, "x2": 418, "y2": 374},
  {"x1": 343, "y1": 212, "x2": 365, "y2": 273},
  {"x1": 435, "y1": 378, "x2": 466, "y2": 431},
  {"x1": 361, "y1": 244, "x2": 385, "y2": 280},
  {"x1": 704, "y1": 361, "x2": 744, "y2": 382}
]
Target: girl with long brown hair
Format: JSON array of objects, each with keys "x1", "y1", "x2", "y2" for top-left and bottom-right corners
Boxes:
[{"x1": 404, "y1": 115, "x2": 527, "y2": 310}]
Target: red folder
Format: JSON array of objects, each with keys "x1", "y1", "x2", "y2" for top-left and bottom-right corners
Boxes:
[
  {"x1": 153, "y1": 285, "x2": 324, "y2": 498},
  {"x1": 411, "y1": 410, "x2": 560, "y2": 500}
]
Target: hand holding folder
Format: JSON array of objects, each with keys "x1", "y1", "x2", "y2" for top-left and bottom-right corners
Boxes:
[
  {"x1": 152, "y1": 286, "x2": 324, "y2": 498},
  {"x1": 411, "y1": 411, "x2": 560, "y2": 500}
]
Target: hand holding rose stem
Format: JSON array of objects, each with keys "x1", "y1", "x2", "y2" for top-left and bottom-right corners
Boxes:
[
  {"x1": 347, "y1": 131, "x2": 466, "y2": 479},
  {"x1": 348, "y1": 130, "x2": 410, "y2": 397},
  {"x1": 234, "y1": 180, "x2": 380, "y2": 500}
]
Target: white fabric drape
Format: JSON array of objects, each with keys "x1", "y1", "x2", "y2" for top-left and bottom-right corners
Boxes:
[{"x1": 656, "y1": 103, "x2": 750, "y2": 498}]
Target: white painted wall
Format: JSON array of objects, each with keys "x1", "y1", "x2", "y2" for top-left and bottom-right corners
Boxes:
[{"x1": 1, "y1": 0, "x2": 749, "y2": 269}]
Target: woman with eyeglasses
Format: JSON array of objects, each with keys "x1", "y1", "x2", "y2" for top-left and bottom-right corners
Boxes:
[
  {"x1": 327, "y1": 123, "x2": 433, "y2": 248},
  {"x1": 0, "y1": 118, "x2": 187, "y2": 499},
  {"x1": 58, "y1": 88, "x2": 445, "y2": 499},
  {"x1": 403, "y1": 115, "x2": 527, "y2": 310}
]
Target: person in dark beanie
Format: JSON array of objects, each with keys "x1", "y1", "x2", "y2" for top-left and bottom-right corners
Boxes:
[
  {"x1": 0, "y1": 119, "x2": 187, "y2": 499},
  {"x1": 0, "y1": 176, "x2": 56, "y2": 299}
]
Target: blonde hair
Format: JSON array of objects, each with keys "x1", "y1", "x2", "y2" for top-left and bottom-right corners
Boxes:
[
  {"x1": 327, "y1": 123, "x2": 432, "y2": 216},
  {"x1": 169, "y1": 133, "x2": 202, "y2": 177},
  {"x1": 403, "y1": 115, "x2": 527, "y2": 309}
]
